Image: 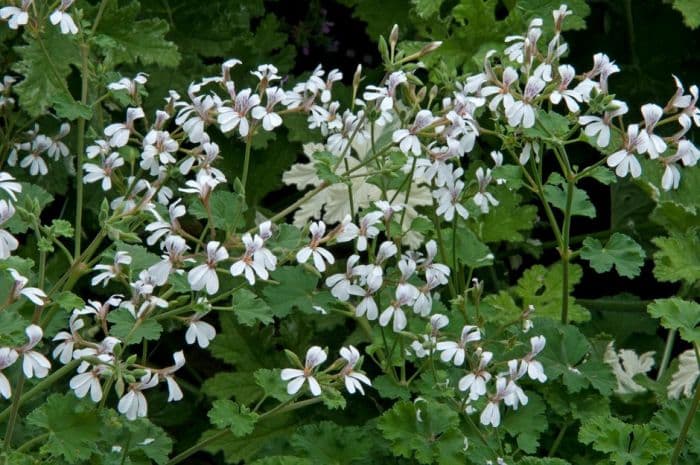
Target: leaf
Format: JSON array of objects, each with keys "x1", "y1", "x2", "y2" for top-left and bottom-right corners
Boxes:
[
  {"x1": 441, "y1": 226, "x2": 494, "y2": 268},
  {"x1": 93, "y1": 0, "x2": 180, "y2": 67},
  {"x1": 290, "y1": 421, "x2": 374, "y2": 464},
  {"x1": 0, "y1": 311, "x2": 30, "y2": 346},
  {"x1": 189, "y1": 190, "x2": 247, "y2": 232},
  {"x1": 412, "y1": 0, "x2": 443, "y2": 18},
  {"x1": 586, "y1": 166, "x2": 618, "y2": 185},
  {"x1": 538, "y1": 321, "x2": 616, "y2": 395},
  {"x1": 208, "y1": 399, "x2": 259, "y2": 437},
  {"x1": 4, "y1": 184, "x2": 54, "y2": 234},
  {"x1": 377, "y1": 400, "x2": 464, "y2": 465},
  {"x1": 651, "y1": 398, "x2": 700, "y2": 458},
  {"x1": 107, "y1": 310, "x2": 163, "y2": 345},
  {"x1": 671, "y1": 0, "x2": 700, "y2": 29},
  {"x1": 120, "y1": 416, "x2": 174, "y2": 465},
  {"x1": 502, "y1": 393, "x2": 548, "y2": 453},
  {"x1": 254, "y1": 368, "x2": 292, "y2": 402},
  {"x1": 113, "y1": 241, "x2": 161, "y2": 274},
  {"x1": 233, "y1": 289, "x2": 275, "y2": 326},
  {"x1": 262, "y1": 266, "x2": 321, "y2": 318},
  {"x1": 515, "y1": 263, "x2": 589, "y2": 322},
  {"x1": 12, "y1": 27, "x2": 80, "y2": 117},
  {"x1": 518, "y1": 0, "x2": 591, "y2": 30},
  {"x1": 648, "y1": 298, "x2": 700, "y2": 344},
  {"x1": 524, "y1": 110, "x2": 571, "y2": 139},
  {"x1": 544, "y1": 175, "x2": 596, "y2": 218},
  {"x1": 651, "y1": 228, "x2": 700, "y2": 284},
  {"x1": 52, "y1": 92, "x2": 93, "y2": 120},
  {"x1": 372, "y1": 374, "x2": 411, "y2": 400},
  {"x1": 478, "y1": 188, "x2": 538, "y2": 243},
  {"x1": 650, "y1": 201, "x2": 698, "y2": 234},
  {"x1": 517, "y1": 459, "x2": 572, "y2": 465},
  {"x1": 250, "y1": 457, "x2": 312, "y2": 465},
  {"x1": 27, "y1": 393, "x2": 101, "y2": 463},
  {"x1": 203, "y1": 371, "x2": 262, "y2": 405},
  {"x1": 581, "y1": 233, "x2": 646, "y2": 278},
  {"x1": 579, "y1": 416, "x2": 670, "y2": 465},
  {"x1": 52, "y1": 291, "x2": 85, "y2": 312}
]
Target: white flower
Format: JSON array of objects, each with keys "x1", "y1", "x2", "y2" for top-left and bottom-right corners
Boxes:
[
  {"x1": 91, "y1": 251, "x2": 132, "y2": 287},
  {"x1": 83, "y1": 152, "x2": 124, "y2": 191},
  {"x1": 578, "y1": 99, "x2": 628, "y2": 148},
  {"x1": 280, "y1": 346, "x2": 327, "y2": 396},
  {"x1": 661, "y1": 163, "x2": 681, "y2": 191},
  {"x1": 436, "y1": 325, "x2": 481, "y2": 366},
  {"x1": 230, "y1": 233, "x2": 276, "y2": 285},
  {"x1": 505, "y1": 76, "x2": 545, "y2": 128},
  {"x1": 459, "y1": 351, "x2": 493, "y2": 400},
  {"x1": 70, "y1": 368, "x2": 104, "y2": 402},
  {"x1": 379, "y1": 286, "x2": 415, "y2": 332},
  {"x1": 0, "y1": 200, "x2": 19, "y2": 259},
  {"x1": 118, "y1": 371, "x2": 159, "y2": 420},
  {"x1": 641, "y1": 103, "x2": 667, "y2": 159},
  {"x1": 668, "y1": 349, "x2": 699, "y2": 399},
  {"x1": 141, "y1": 130, "x2": 178, "y2": 175},
  {"x1": 185, "y1": 314, "x2": 216, "y2": 348},
  {"x1": 145, "y1": 199, "x2": 186, "y2": 246},
  {"x1": 161, "y1": 351, "x2": 185, "y2": 402},
  {"x1": 19, "y1": 325, "x2": 51, "y2": 379},
  {"x1": 218, "y1": 87, "x2": 259, "y2": 137},
  {"x1": 52, "y1": 312, "x2": 85, "y2": 364},
  {"x1": 340, "y1": 346, "x2": 372, "y2": 395},
  {"x1": 423, "y1": 240, "x2": 450, "y2": 285},
  {"x1": 104, "y1": 107, "x2": 145, "y2": 147},
  {"x1": 252, "y1": 87, "x2": 285, "y2": 131},
  {"x1": 49, "y1": 0, "x2": 78, "y2": 35},
  {"x1": 550, "y1": 65, "x2": 582, "y2": 113},
  {"x1": 188, "y1": 241, "x2": 228, "y2": 294},
  {"x1": 325, "y1": 255, "x2": 364, "y2": 301},
  {"x1": 0, "y1": 172, "x2": 21, "y2": 201},
  {"x1": 174, "y1": 84, "x2": 218, "y2": 143},
  {"x1": 9, "y1": 268, "x2": 46, "y2": 305},
  {"x1": 481, "y1": 66, "x2": 518, "y2": 112},
  {"x1": 392, "y1": 110, "x2": 434, "y2": 155},
  {"x1": 108, "y1": 73, "x2": 148, "y2": 98},
  {"x1": 480, "y1": 377, "x2": 510, "y2": 427},
  {"x1": 604, "y1": 342, "x2": 655, "y2": 394},
  {"x1": 473, "y1": 167, "x2": 499, "y2": 213},
  {"x1": 149, "y1": 235, "x2": 191, "y2": 286},
  {"x1": 433, "y1": 168, "x2": 468, "y2": 221},
  {"x1": 296, "y1": 221, "x2": 334, "y2": 272},
  {"x1": 0, "y1": 347, "x2": 19, "y2": 398},
  {"x1": 0, "y1": 0, "x2": 30, "y2": 29},
  {"x1": 521, "y1": 335, "x2": 547, "y2": 383},
  {"x1": 607, "y1": 124, "x2": 649, "y2": 178},
  {"x1": 355, "y1": 279, "x2": 381, "y2": 320}
]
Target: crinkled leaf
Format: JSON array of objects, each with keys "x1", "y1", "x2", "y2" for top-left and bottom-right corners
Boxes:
[
  {"x1": 651, "y1": 228, "x2": 700, "y2": 284},
  {"x1": 648, "y1": 298, "x2": 700, "y2": 344},
  {"x1": 515, "y1": 263, "x2": 589, "y2": 322},
  {"x1": 479, "y1": 188, "x2": 538, "y2": 243},
  {"x1": 93, "y1": 0, "x2": 180, "y2": 67},
  {"x1": 232, "y1": 289, "x2": 275, "y2": 326},
  {"x1": 52, "y1": 291, "x2": 85, "y2": 312},
  {"x1": 107, "y1": 310, "x2": 163, "y2": 345},
  {"x1": 262, "y1": 266, "x2": 321, "y2": 318},
  {"x1": 189, "y1": 190, "x2": 247, "y2": 233},
  {"x1": 208, "y1": 399, "x2": 259, "y2": 437},
  {"x1": 502, "y1": 392, "x2": 547, "y2": 453},
  {"x1": 544, "y1": 177, "x2": 596, "y2": 218},
  {"x1": 671, "y1": 0, "x2": 700, "y2": 29},
  {"x1": 254, "y1": 368, "x2": 292, "y2": 402},
  {"x1": 27, "y1": 393, "x2": 101, "y2": 463},
  {"x1": 442, "y1": 226, "x2": 493, "y2": 268},
  {"x1": 578, "y1": 415, "x2": 670, "y2": 465},
  {"x1": 581, "y1": 233, "x2": 645, "y2": 278},
  {"x1": 651, "y1": 398, "x2": 700, "y2": 458}
]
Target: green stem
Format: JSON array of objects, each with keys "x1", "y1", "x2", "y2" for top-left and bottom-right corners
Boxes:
[
  {"x1": 548, "y1": 422, "x2": 570, "y2": 457},
  {"x1": 670, "y1": 369, "x2": 700, "y2": 465},
  {"x1": 241, "y1": 133, "x2": 253, "y2": 195},
  {"x1": 3, "y1": 375, "x2": 25, "y2": 450},
  {"x1": 15, "y1": 432, "x2": 50, "y2": 453},
  {"x1": 657, "y1": 329, "x2": 677, "y2": 381},
  {"x1": 560, "y1": 177, "x2": 575, "y2": 325},
  {"x1": 74, "y1": 41, "x2": 91, "y2": 259}
]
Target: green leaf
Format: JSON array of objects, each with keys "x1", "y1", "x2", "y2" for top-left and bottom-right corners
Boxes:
[
  {"x1": 651, "y1": 398, "x2": 700, "y2": 458},
  {"x1": 650, "y1": 201, "x2": 698, "y2": 234},
  {"x1": 120, "y1": 416, "x2": 174, "y2": 465},
  {"x1": 290, "y1": 422, "x2": 374, "y2": 464},
  {"x1": 4, "y1": 184, "x2": 54, "y2": 234},
  {"x1": 312, "y1": 151, "x2": 342, "y2": 184},
  {"x1": 262, "y1": 266, "x2": 320, "y2": 318},
  {"x1": 0, "y1": 311, "x2": 30, "y2": 346},
  {"x1": 524, "y1": 110, "x2": 571, "y2": 139},
  {"x1": 321, "y1": 386, "x2": 347, "y2": 410},
  {"x1": 378, "y1": 400, "x2": 464, "y2": 465},
  {"x1": 412, "y1": 0, "x2": 443, "y2": 18},
  {"x1": 651, "y1": 228, "x2": 700, "y2": 284},
  {"x1": 478, "y1": 188, "x2": 538, "y2": 243},
  {"x1": 581, "y1": 233, "x2": 646, "y2": 278},
  {"x1": 538, "y1": 321, "x2": 615, "y2": 395},
  {"x1": 233, "y1": 289, "x2": 275, "y2": 326},
  {"x1": 208, "y1": 399, "x2": 259, "y2": 437},
  {"x1": 52, "y1": 92, "x2": 93, "y2": 120},
  {"x1": 648, "y1": 298, "x2": 700, "y2": 344},
  {"x1": 189, "y1": 190, "x2": 247, "y2": 232},
  {"x1": 517, "y1": 459, "x2": 572, "y2": 465},
  {"x1": 254, "y1": 368, "x2": 292, "y2": 402},
  {"x1": 544, "y1": 175, "x2": 596, "y2": 218},
  {"x1": 52, "y1": 291, "x2": 85, "y2": 312},
  {"x1": 12, "y1": 27, "x2": 80, "y2": 117},
  {"x1": 372, "y1": 374, "x2": 411, "y2": 400},
  {"x1": 107, "y1": 310, "x2": 163, "y2": 345},
  {"x1": 515, "y1": 263, "x2": 589, "y2": 322},
  {"x1": 250, "y1": 457, "x2": 312, "y2": 465},
  {"x1": 93, "y1": 0, "x2": 180, "y2": 67},
  {"x1": 49, "y1": 219, "x2": 75, "y2": 238},
  {"x1": 27, "y1": 393, "x2": 101, "y2": 463},
  {"x1": 586, "y1": 166, "x2": 618, "y2": 185},
  {"x1": 113, "y1": 241, "x2": 161, "y2": 274},
  {"x1": 671, "y1": 0, "x2": 700, "y2": 29},
  {"x1": 579, "y1": 416, "x2": 670, "y2": 465},
  {"x1": 441, "y1": 226, "x2": 493, "y2": 268},
  {"x1": 518, "y1": 0, "x2": 590, "y2": 30},
  {"x1": 502, "y1": 393, "x2": 547, "y2": 453}
]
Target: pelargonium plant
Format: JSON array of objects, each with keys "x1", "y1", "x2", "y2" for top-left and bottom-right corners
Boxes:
[{"x1": 0, "y1": 1, "x2": 698, "y2": 465}]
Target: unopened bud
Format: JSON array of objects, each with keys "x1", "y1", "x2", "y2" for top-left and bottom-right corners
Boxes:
[
  {"x1": 419, "y1": 41, "x2": 442, "y2": 56},
  {"x1": 389, "y1": 24, "x2": 399, "y2": 51},
  {"x1": 353, "y1": 64, "x2": 362, "y2": 90},
  {"x1": 416, "y1": 86, "x2": 427, "y2": 104}
]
